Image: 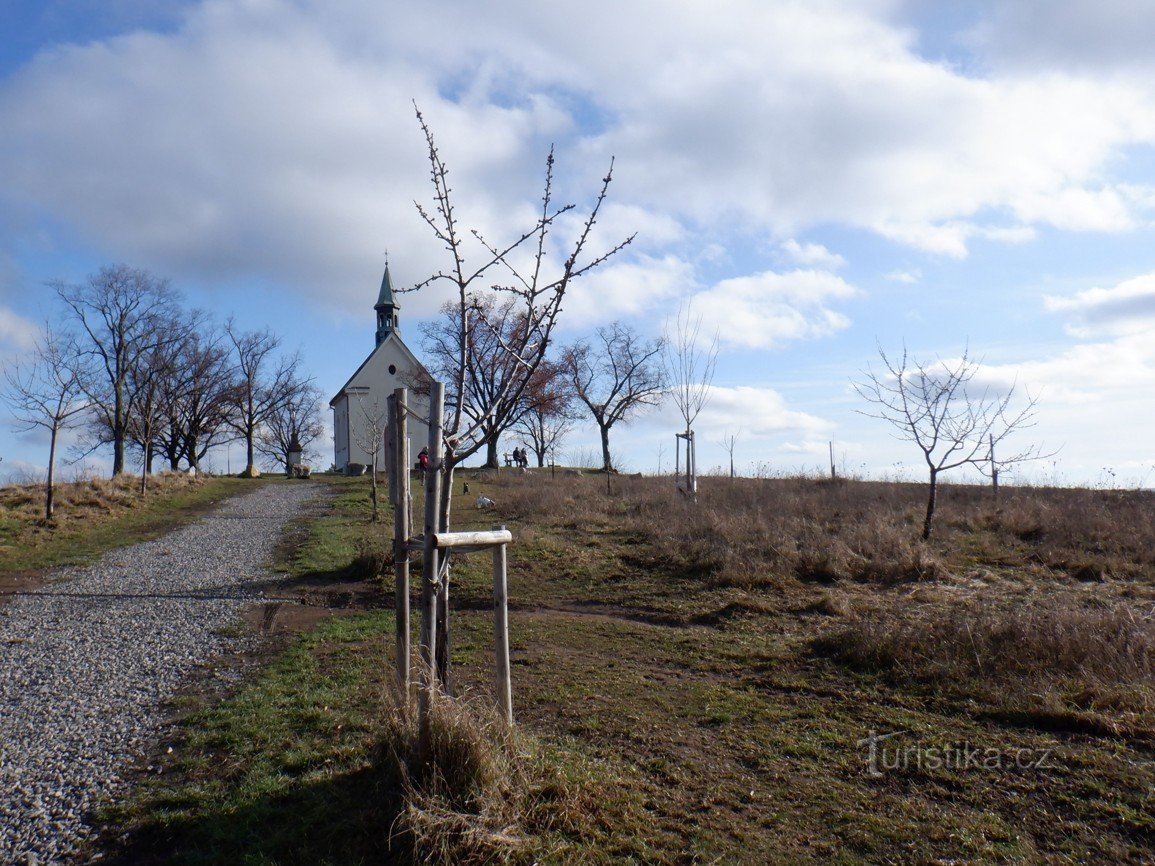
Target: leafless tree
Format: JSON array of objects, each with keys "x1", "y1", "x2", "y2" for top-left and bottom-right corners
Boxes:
[
  {"x1": 124, "y1": 325, "x2": 185, "y2": 494},
  {"x1": 224, "y1": 321, "x2": 303, "y2": 478},
  {"x1": 154, "y1": 324, "x2": 237, "y2": 472},
  {"x1": 515, "y1": 359, "x2": 576, "y2": 467},
  {"x1": 407, "y1": 104, "x2": 631, "y2": 517},
  {"x1": 406, "y1": 106, "x2": 632, "y2": 690},
  {"x1": 53, "y1": 264, "x2": 183, "y2": 475},
  {"x1": 854, "y1": 344, "x2": 1045, "y2": 540},
  {"x1": 664, "y1": 303, "x2": 718, "y2": 495},
  {"x1": 257, "y1": 379, "x2": 324, "y2": 472},
  {"x1": 1, "y1": 325, "x2": 87, "y2": 519},
  {"x1": 720, "y1": 430, "x2": 740, "y2": 478},
  {"x1": 353, "y1": 396, "x2": 387, "y2": 521},
  {"x1": 421, "y1": 295, "x2": 534, "y2": 468},
  {"x1": 562, "y1": 322, "x2": 666, "y2": 473}
]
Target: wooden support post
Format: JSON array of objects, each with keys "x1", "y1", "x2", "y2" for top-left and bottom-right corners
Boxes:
[
  {"x1": 385, "y1": 396, "x2": 398, "y2": 507},
  {"x1": 492, "y1": 524, "x2": 512, "y2": 725},
  {"x1": 419, "y1": 382, "x2": 444, "y2": 730},
  {"x1": 392, "y1": 388, "x2": 411, "y2": 700}
]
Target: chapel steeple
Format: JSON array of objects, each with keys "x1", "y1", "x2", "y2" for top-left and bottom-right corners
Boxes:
[{"x1": 374, "y1": 258, "x2": 399, "y2": 346}]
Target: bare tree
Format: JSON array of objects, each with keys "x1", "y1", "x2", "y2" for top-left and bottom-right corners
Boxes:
[
  {"x1": 153, "y1": 322, "x2": 237, "y2": 472},
  {"x1": 353, "y1": 396, "x2": 387, "y2": 521},
  {"x1": 720, "y1": 430, "x2": 740, "y2": 478},
  {"x1": 224, "y1": 321, "x2": 302, "y2": 478},
  {"x1": 1, "y1": 325, "x2": 87, "y2": 519},
  {"x1": 408, "y1": 105, "x2": 631, "y2": 513},
  {"x1": 124, "y1": 328, "x2": 184, "y2": 494},
  {"x1": 406, "y1": 106, "x2": 632, "y2": 690},
  {"x1": 854, "y1": 344, "x2": 1045, "y2": 540},
  {"x1": 665, "y1": 303, "x2": 718, "y2": 495},
  {"x1": 257, "y1": 379, "x2": 324, "y2": 473},
  {"x1": 562, "y1": 322, "x2": 666, "y2": 473},
  {"x1": 515, "y1": 359, "x2": 576, "y2": 467},
  {"x1": 421, "y1": 295, "x2": 534, "y2": 468},
  {"x1": 53, "y1": 264, "x2": 182, "y2": 475}
]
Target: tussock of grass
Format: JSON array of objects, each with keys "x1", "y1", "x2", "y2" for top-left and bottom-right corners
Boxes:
[{"x1": 383, "y1": 693, "x2": 619, "y2": 864}]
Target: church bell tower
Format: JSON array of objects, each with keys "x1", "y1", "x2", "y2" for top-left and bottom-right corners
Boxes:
[{"x1": 374, "y1": 260, "x2": 399, "y2": 346}]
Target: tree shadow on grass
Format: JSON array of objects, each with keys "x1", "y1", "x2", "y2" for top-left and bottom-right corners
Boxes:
[{"x1": 100, "y1": 757, "x2": 411, "y2": 866}]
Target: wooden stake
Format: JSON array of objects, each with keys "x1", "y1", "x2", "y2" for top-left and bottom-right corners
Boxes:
[
  {"x1": 392, "y1": 388, "x2": 411, "y2": 700},
  {"x1": 419, "y1": 382, "x2": 445, "y2": 730},
  {"x1": 493, "y1": 524, "x2": 512, "y2": 725}
]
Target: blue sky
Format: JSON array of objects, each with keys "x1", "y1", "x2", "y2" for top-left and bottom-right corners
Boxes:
[{"x1": 2, "y1": 0, "x2": 1155, "y2": 486}]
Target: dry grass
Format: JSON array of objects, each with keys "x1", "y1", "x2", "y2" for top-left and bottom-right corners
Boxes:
[
  {"x1": 0, "y1": 471, "x2": 248, "y2": 574},
  {"x1": 380, "y1": 690, "x2": 632, "y2": 865},
  {"x1": 813, "y1": 593, "x2": 1155, "y2": 714}
]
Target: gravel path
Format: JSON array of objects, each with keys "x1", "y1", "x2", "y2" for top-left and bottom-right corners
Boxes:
[{"x1": 0, "y1": 481, "x2": 325, "y2": 865}]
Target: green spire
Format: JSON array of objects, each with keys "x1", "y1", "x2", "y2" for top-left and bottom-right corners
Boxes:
[{"x1": 374, "y1": 259, "x2": 399, "y2": 346}]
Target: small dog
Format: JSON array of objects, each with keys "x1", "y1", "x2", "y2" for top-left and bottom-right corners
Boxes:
[{"x1": 475, "y1": 495, "x2": 496, "y2": 509}]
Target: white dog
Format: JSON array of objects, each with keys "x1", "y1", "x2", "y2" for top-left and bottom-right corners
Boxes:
[{"x1": 475, "y1": 495, "x2": 496, "y2": 509}]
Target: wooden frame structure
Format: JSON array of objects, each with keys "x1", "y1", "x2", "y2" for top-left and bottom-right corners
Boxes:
[{"x1": 386, "y1": 385, "x2": 515, "y2": 730}]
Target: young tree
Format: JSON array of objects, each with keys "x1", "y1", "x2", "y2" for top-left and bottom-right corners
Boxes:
[
  {"x1": 720, "y1": 430, "x2": 739, "y2": 478},
  {"x1": 224, "y1": 321, "x2": 302, "y2": 478},
  {"x1": 53, "y1": 264, "x2": 183, "y2": 475},
  {"x1": 352, "y1": 396, "x2": 387, "y2": 521},
  {"x1": 854, "y1": 344, "x2": 1044, "y2": 540},
  {"x1": 408, "y1": 108, "x2": 631, "y2": 491},
  {"x1": 664, "y1": 303, "x2": 718, "y2": 495},
  {"x1": 1, "y1": 326, "x2": 87, "y2": 519},
  {"x1": 562, "y1": 322, "x2": 666, "y2": 473},
  {"x1": 407, "y1": 106, "x2": 632, "y2": 689}
]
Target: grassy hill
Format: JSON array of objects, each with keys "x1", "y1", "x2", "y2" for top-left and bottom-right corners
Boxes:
[{"x1": 91, "y1": 472, "x2": 1155, "y2": 863}]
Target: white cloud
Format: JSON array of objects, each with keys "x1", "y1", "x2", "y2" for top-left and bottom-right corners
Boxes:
[
  {"x1": 884, "y1": 268, "x2": 921, "y2": 284},
  {"x1": 968, "y1": 0, "x2": 1155, "y2": 73},
  {"x1": 1044, "y1": 271, "x2": 1155, "y2": 337},
  {"x1": 2, "y1": 0, "x2": 1155, "y2": 325},
  {"x1": 693, "y1": 269, "x2": 858, "y2": 348},
  {"x1": 693, "y1": 385, "x2": 833, "y2": 439},
  {"x1": 563, "y1": 254, "x2": 692, "y2": 327},
  {"x1": 0, "y1": 305, "x2": 38, "y2": 352},
  {"x1": 780, "y1": 239, "x2": 846, "y2": 270}
]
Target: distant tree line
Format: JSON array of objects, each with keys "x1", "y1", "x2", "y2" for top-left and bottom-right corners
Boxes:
[{"x1": 2, "y1": 263, "x2": 322, "y2": 516}]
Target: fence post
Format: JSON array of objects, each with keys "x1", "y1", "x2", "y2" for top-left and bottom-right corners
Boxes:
[
  {"x1": 393, "y1": 388, "x2": 410, "y2": 701},
  {"x1": 492, "y1": 524, "x2": 512, "y2": 725},
  {"x1": 419, "y1": 382, "x2": 445, "y2": 731}
]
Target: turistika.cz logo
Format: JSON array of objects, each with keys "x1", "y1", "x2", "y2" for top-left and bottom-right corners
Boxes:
[{"x1": 857, "y1": 729, "x2": 1058, "y2": 778}]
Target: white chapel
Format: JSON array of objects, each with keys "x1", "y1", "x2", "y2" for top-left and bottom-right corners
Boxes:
[{"x1": 330, "y1": 264, "x2": 431, "y2": 472}]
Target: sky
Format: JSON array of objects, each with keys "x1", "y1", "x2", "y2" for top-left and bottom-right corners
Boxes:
[{"x1": 2, "y1": 0, "x2": 1155, "y2": 487}]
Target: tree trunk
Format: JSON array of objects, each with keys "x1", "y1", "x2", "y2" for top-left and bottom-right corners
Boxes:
[
  {"x1": 245, "y1": 431, "x2": 256, "y2": 475},
  {"x1": 46, "y1": 424, "x2": 59, "y2": 521},
  {"x1": 921, "y1": 468, "x2": 938, "y2": 541},
  {"x1": 485, "y1": 435, "x2": 499, "y2": 469},
  {"x1": 370, "y1": 452, "x2": 379, "y2": 521},
  {"x1": 112, "y1": 385, "x2": 125, "y2": 476},
  {"x1": 599, "y1": 422, "x2": 613, "y2": 472}
]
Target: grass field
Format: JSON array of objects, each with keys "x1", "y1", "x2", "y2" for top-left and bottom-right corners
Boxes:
[{"x1": 92, "y1": 471, "x2": 1155, "y2": 863}]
